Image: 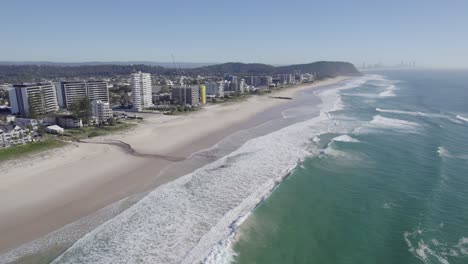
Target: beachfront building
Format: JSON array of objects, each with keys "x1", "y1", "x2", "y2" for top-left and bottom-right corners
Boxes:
[
  {"x1": 8, "y1": 83, "x2": 59, "y2": 117},
  {"x1": 245, "y1": 76, "x2": 271, "y2": 88},
  {"x1": 200, "y1": 84, "x2": 207, "y2": 104},
  {"x1": 0, "y1": 124, "x2": 32, "y2": 148},
  {"x1": 56, "y1": 81, "x2": 110, "y2": 108},
  {"x1": 277, "y1": 74, "x2": 295, "y2": 85},
  {"x1": 0, "y1": 115, "x2": 15, "y2": 123},
  {"x1": 131, "y1": 72, "x2": 153, "y2": 111},
  {"x1": 57, "y1": 115, "x2": 83, "y2": 128},
  {"x1": 239, "y1": 79, "x2": 246, "y2": 93},
  {"x1": 87, "y1": 81, "x2": 110, "y2": 102},
  {"x1": 15, "y1": 118, "x2": 40, "y2": 130},
  {"x1": 225, "y1": 75, "x2": 238, "y2": 92},
  {"x1": 266, "y1": 76, "x2": 274, "y2": 87},
  {"x1": 171, "y1": 86, "x2": 200, "y2": 106},
  {"x1": 205, "y1": 81, "x2": 224, "y2": 97},
  {"x1": 92, "y1": 100, "x2": 113, "y2": 124}
]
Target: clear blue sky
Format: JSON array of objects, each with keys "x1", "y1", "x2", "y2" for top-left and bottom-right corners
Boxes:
[{"x1": 1, "y1": 0, "x2": 467, "y2": 68}]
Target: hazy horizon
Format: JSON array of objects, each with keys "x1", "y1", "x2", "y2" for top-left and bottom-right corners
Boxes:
[{"x1": 1, "y1": 0, "x2": 468, "y2": 68}]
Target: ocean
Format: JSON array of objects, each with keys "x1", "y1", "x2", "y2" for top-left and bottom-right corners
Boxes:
[
  {"x1": 232, "y1": 70, "x2": 468, "y2": 264},
  {"x1": 49, "y1": 70, "x2": 468, "y2": 264}
]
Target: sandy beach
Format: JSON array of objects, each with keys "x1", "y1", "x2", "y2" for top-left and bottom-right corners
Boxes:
[{"x1": 0, "y1": 77, "x2": 348, "y2": 260}]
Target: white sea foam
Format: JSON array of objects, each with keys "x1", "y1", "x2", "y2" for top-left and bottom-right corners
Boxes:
[
  {"x1": 383, "y1": 202, "x2": 397, "y2": 209},
  {"x1": 356, "y1": 115, "x2": 421, "y2": 134},
  {"x1": 370, "y1": 115, "x2": 419, "y2": 129},
  {"x1": 50, "y1": 76, "x2": 378, "y2": 264},
  {"x1": 376, "y1": 108, "x2": 424, "y2": 116},
  {"x1": 404, "y1": 227, "x2": 468, "y2": 264},
  {"x1": 376, "y1": 108, "x2": 461, "y2": 123},
  {"x1": 438, "y1": 147, "x2": 452, "y2": 158},
  {"x1": 437, "y1": 146, "x2": 468, "y2": 160},
  {"x1": 457, "y1": 114, "x2": 468, "y2": 123},
  {"x1": 332, "y1": 135, "x2": 360, "y2": 143},
  {"x1": 379, "y1": 85, "x2": 396, "y2": 97},
  {"x1": 343, "y1": 78, "x2": 397, "y2": 98}
]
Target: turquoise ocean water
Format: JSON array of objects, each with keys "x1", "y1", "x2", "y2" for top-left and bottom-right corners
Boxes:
[{"x1": 233, "y1": 70, "x2": 468, "y2": 264}]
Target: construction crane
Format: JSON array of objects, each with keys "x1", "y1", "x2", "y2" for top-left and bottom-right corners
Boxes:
[{"x1": 171, "y1": 54, "x2": 186, "y2": 105}]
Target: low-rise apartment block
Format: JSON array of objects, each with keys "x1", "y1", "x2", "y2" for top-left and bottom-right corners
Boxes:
[
  {"x1": 0, "y1": 124, "x2": 32, "y2": 148},
  {"x1": 92, "y1": 100, "x2": 113, "y2": 124}
]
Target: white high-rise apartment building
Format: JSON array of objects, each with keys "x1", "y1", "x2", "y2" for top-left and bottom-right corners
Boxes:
[
  {"x1": 9, "y1": 83, "x2": 59, "y2": 117},
  {"x1": 56, "y1": 81, "x2": 110, "y2": 108},
  {"x1": 131, "y1": 72, "x2": 152, "y2": 111}
]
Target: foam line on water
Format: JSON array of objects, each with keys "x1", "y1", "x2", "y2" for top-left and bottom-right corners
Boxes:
[
  {"x1": 376, "y1": 108, "x2": 463, "y2": 124},
  {"x1": 356, "y1": 115, "x2": 421, "y2": 134},
  {"x1": 457, "y1": 114, "x2": 468, "y2": 123}
]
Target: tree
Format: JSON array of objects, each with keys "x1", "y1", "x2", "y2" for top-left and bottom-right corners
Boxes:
[
  {"x1": 107, "y1": 117, "x2": 117, "y2": 126},
  {"x1": 160, "y1": 86, "x2": 170, "y2": 94},
  {"x1": 27, "y1": 92, "x2": 42, "y2": 119},
  {"x1": 70, "y1": 96, "x2": 92, "y2": 125}
]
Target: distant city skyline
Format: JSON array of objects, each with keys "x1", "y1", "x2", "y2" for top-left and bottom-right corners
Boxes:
[{"x1": 1, "y1": 0, "x2": 468, "y2": 68}]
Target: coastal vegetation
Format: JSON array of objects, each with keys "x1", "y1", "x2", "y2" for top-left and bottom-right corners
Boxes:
[
  {"x1": 0, "y1": 121, "x2": 137, "y2": 162},
  {"x1": 69, "y1": 96, "x2": 93, "y2": 125},
  {"x1": 61, "y1": 121, "x2": 137, "y2": 140},
  {"x1": 0, "y1": 138, "x2": 66, "y2": 162}
]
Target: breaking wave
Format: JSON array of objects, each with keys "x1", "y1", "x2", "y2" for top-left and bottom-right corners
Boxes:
[
  {"x1": 343, "y1": 78, "x2": 398, "y2": 98},
  {"x1": 332, "y1": 135, "x2": 360, "y2": 143},
  {"x1": 376, "y1": 108, "x2": 466, "y2": 126},
  {"x1": 375, "y1": 108, "x2": 445, "y2": 118},
  {"x1": 378, "y1": 85, "x2": 397, "y2": 97},
  {"x1": 457, "y1": 115, "x2": 468, "y2": 123},
  {"x1": 356, "y1": 115, "x2": 421, "y2": 134}
]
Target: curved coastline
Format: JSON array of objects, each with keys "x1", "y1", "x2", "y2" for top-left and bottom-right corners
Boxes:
[{"x1": 0, "y1": 77, "x2": 350, "y2": 264}]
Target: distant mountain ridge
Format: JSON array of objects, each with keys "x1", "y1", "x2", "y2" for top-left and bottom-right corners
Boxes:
[
  {"x1": 197, "y1": 61, "x2": 361, "y2": 78},
  {"x1": 0, "y1": 61, "x2": 361, "y2": 83},
  {"x1": 0, "y1": 61, "x2": 215, "y2": 68}
]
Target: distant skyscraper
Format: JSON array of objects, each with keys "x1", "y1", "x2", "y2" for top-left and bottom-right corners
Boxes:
[
  {"x1": 239, "y1": 79, "x2": 246, "y2": 93},
  {"x1": 9, "y1": 83, "x2": 59, "y2": 117},
  {"x1": 131, "y1": 72, "x2": 152, "y2": 111}
]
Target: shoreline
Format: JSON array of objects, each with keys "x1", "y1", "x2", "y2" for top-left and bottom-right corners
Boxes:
[{"x1": 0, "y1": 77, "x2": 349, "y2": 263}]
